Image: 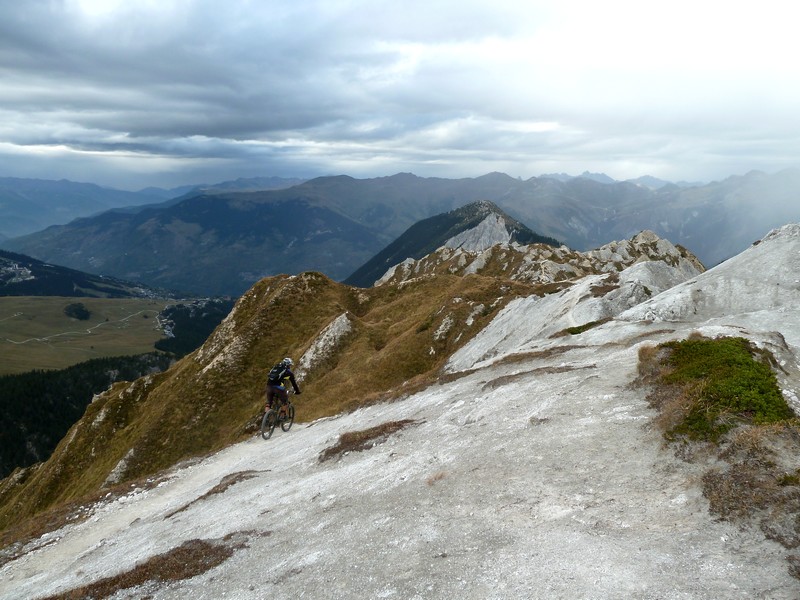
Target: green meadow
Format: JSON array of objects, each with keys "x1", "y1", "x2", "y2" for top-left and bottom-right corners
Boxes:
[{"x1": 0, "y1": 297, "x2": 173, "y2": 374}]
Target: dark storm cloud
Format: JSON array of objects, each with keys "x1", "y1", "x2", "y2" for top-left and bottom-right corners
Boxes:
[{"x1": 1, "y1": 1, "x2": 799, "y2": 189}]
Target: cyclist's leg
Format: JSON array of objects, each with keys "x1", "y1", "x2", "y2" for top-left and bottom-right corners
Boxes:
[
  {"x1": 266, "y1": 386, "x2": 279, "y2": 410},
  {"x1": 277, "y1": 387, "x2": 289, "y2": 415}
]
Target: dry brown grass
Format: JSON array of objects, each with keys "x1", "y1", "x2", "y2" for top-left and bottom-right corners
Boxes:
[
  {"x1": 589, "y1": 273, "x2": 620, "y2": 297},
  {"x1": 426, "y1": 471, "x2": 447, "y2": 485},
  {"x1": 649, "y1": 380, "x2": 705, "y2": 435},
  {"x1": 495, "y1": 345, "x2": 581, "y2": 367},
  {"x1": 295, "y1": 273, "x2": 535, "y2": 423},
  {"x1": 788, "y1": 555, "x2": 800, "y2": 579},
  {"x1": 702, "y1": 465, "x2": 780, "y2": 520},
  {"x1": 42, "y1": 538, "x2": 237, "y2": 600},
  {"x1": 318, "y1": 419, "x2": 418, "y2": 463},
  {"x1": 482, "y1": 364, "x2": 592, "y2": 391},
  {"x1": 720, "y1": 423, "x2": 788, "y2": 461},
  {"x1": 166, "y1": 470, "x2": 260, "y2": 518},
  {"x1": 636, "y1": 344, "x2": 673, "y2": 384},
  {"x1": 702, "y1": 430, "x2": 800, "y2": 552}
]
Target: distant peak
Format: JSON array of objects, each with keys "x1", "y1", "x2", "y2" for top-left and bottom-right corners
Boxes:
[
  {"x1": 459, "y1": 199, "x2": 502, "y2": 215},
  {"x1": 443, "y1": 213, "x2": 511, "y2": 252}
]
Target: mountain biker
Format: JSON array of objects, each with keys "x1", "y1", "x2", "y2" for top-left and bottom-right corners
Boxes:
[{"x1": 265, "y1": 357, "x2": 301, "y2": 412}]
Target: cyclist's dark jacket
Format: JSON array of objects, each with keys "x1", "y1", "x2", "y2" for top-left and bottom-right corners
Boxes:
[{"x1": 266, "y1": 365, "x2": 300, "y2": 394}]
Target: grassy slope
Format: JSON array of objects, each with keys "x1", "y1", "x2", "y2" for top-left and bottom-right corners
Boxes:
[
  {"x1": 0, "y1": 297, "x2": 172, "y2": 374},
  {"x1": 0, "y1": 272, "x2": 535, "y2": 529}
]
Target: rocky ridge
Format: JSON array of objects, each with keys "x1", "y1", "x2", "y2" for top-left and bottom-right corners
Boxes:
[
  {"x1": 377, "y1": 229, "x2": 704, "y2": 287},
  {"x1": 344, "y1": 200, "x2": 558, "y2": 288}
]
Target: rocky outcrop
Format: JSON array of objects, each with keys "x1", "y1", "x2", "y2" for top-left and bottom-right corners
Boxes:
[
  {"x1": 443, "y1": 213, "x2": 512, "y2": 252},
  {"x1": 376, "y1": 230, "x2": 705, "y2": 288},
  {"x1": 345, "y1": 200, "x2": 560, "y2": 288}
]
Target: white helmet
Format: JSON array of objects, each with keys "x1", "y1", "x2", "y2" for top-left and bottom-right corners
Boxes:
[{"x1": 282, "y1": 357, "x2": 294, "y2": 367}]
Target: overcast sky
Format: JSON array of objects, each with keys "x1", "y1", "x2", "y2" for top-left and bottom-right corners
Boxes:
[{"x1": 1, "y1": 0, "x2": 799, "y2": 190}]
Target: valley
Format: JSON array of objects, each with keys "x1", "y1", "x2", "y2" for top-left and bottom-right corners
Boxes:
[{"x1": 0, "y1": 297, "x2": 172, "y2": 375}]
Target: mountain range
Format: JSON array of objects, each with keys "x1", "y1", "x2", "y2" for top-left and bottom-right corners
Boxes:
[
  {"x1": 2, "y1": 222, "x2": 799, "y2": 597},
  {"x1": 3, "y1": 169, "x2": 799, "y2": 296},
  {"x1": 0, "y1": 176, "x2": 306, "y2": 241},
  {"x1": 0, "y1": 178, "x2": 162, "y2": 241},
  {"x1": 4, "y1": 192, "x2": 385, "y2": 296}
]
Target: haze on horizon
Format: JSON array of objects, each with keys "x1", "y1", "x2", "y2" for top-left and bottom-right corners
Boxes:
[{"x1": 1, "y1": 0, "x2": 799, "y2": 190}]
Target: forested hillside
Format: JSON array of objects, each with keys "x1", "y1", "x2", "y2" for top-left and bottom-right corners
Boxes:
[
  {"x1": 0, "y1": 298, "x2": 234, "y2": 480},
  {"x1": 0, "y1": 353, "x2": 173, "y2": 479}
]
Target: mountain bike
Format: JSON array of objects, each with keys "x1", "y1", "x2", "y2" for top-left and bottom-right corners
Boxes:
[{"x1": 260, "y1": 397, "x2": 295, "y2": 440}]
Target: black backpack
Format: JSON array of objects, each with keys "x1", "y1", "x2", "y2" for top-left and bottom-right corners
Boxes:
[{"x1": 268, "y1": 363, "x2": 287, "y2": 384}]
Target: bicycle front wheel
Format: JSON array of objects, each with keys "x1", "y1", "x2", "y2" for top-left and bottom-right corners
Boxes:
[
  {"x1": 260, "y1": 409, "x2": 278, "y2": 440},
  {"x1": 280, "y1": 403, "x2": 295, "y2": 432}
]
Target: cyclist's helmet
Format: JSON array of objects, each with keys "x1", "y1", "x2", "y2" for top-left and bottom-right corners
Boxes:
[{"x1": 282, "y1": 357, "x2": 294, "y2": 367}]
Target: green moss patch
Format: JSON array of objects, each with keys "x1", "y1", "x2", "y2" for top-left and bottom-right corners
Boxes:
[
  {"x1": 554, "y1": 317, "x2": 612, "y2": 337},
  {"x1": 660, "y1": 337, "x2": 793, "y2": 441}
]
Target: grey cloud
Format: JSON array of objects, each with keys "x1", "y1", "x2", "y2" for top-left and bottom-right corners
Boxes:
[{"x1": 0, "y1": 1, "x2": 799, "y2": 189}]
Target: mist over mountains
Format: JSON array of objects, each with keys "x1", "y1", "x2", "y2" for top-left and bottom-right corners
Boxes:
[
  {"x1": 0, "y1": 178, "x2": 162, "y2": 241},
  {"x1": 2, "y1": 168, "x2": 799, "y2": 296}
]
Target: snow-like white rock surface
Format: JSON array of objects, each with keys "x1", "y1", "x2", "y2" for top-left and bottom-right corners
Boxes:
[
  {"x1": 374, "y1": 258, "x2": 415, "y2": 287},
  {"x1": 3, "y1": 225, "x2": 800, "y2": 599},
  {"x1": 443, "y1": 214, "x2": 512, "y2": 252},
  {"x1": 377, "y1": 229, "x2": 703, "y2": 288},
  {"x1": 620, "y1": 223, "x2": 800, "y2": 348},
  {"x1": 297, "y1": 313, "x2": 352, "y2": 380},
  {"x1": 445, "y1": 257, "x2": 698, "y2": 373}
]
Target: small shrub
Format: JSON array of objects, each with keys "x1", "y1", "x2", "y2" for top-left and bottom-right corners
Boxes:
[
  {"x1": 63, "y1": 302, "x2": 91, "y2": 321},
  {"x1": 565, "y1": 318, "x2": 611, "y2": 336},
  {"x1": 778, "y1": 472, "x2": 800, "y2": 487}
]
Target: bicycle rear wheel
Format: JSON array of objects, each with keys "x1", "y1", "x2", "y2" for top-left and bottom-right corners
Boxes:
[
  {"x1": 280, "y1": 403, "x2": 295, "y2": 432},
  {"x1": 260, "y1": 409, "x2": 278, "y2": 439}
]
